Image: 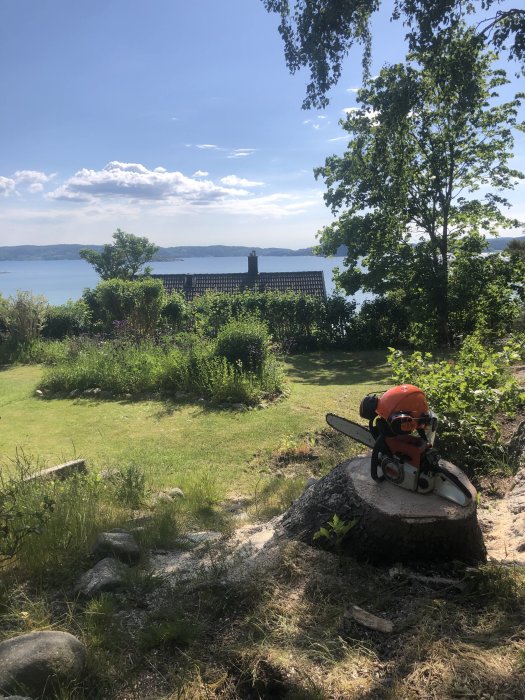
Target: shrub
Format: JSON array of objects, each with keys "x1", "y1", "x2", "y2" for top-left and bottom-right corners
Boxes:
[
  {"x1": 2, "y1": 291, "x2": 49, "y2": 344},
  {"x1": 161, "y1": 291, "x2": 188, "y2": 332},
  {"x1": 42, "y1": 299, "x2": 91, "y2": 339},
  {"x1": 84, "y1": 278, "x2": 166, "y2": 336},
  {"x1": 0, "y1": 453, "x2": 55, "y2": 566},
  {"x1": 388, "y1": 334, "x2": 525, "y2": 474},
  {"x1": 215, "y1": 318, "x2": 270, "y2": 372}
]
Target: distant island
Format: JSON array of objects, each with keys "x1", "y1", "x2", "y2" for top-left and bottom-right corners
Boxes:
[{"x1": 0, "y1": 238, "x2": 521, "y2": 261}]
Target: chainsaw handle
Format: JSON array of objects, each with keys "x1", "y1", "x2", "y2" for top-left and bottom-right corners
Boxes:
[{"x1": 371, "y1": 435, "x2": 385, "y2": 482}]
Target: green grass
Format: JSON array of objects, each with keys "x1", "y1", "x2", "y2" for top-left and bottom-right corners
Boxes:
[{"x1": 0, "y1": 351, "x2": 389, "y2": 496}]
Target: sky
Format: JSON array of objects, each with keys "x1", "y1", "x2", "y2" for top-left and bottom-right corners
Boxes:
[{"x1": 1, "y1": 0, "x2": 524, "y2": 250}]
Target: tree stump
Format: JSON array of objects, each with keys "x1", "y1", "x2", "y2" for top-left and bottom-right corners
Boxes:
[{"x1": 280, "y1": 456, "x2": 486, "y2": 564}]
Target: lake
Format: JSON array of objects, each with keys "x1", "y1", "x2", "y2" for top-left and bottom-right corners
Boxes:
[{"x1": 0, "y1": 256, "x2": 368, "y2": 305}]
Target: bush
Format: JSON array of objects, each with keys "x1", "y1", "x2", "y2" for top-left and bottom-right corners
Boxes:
[
  {"x1": 40, "y1": 334, "x2": 286, "y2": 405},
  {"x1": 0, "y1": 453, "x2": 55, "y2": 566},
  {"x1": 161, "y1": 291, "x2": 188, "y2": 332},
  {"x1": 215, "y1": 318, "x2": 270, "y2": 372},
  {"x1": 84, "y1": 278, "x2": 166, "y2": 336},
  {"x1": 42, "y1": 299, "x2": 91, "y2": 339},
  {"x1": 2, "y1": 291, "x2": 49, "y2": 345},
  {"x1": 388, "y1": 334, "x2": 525, "y2": 474}
]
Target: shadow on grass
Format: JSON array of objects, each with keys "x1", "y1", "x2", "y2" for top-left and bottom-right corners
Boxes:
[{"x1": 284, "y1": 350, "x2": 390, "y2": 387}]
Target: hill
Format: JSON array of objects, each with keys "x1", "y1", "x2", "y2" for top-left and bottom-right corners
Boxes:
[{"x1": 0, "y1": 237, "x2": 521, "y2": 260}]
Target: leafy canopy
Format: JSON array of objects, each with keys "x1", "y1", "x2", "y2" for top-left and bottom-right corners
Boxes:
[
  {"x1": 315, "y1": 26, "x2": 524, "y2": 344},
  {"x1": 79, "y1": 229, "x2": 159, "y2": 281},
  {"x1": 263, "y1": 0, "x2": 525, "y2": 108}
]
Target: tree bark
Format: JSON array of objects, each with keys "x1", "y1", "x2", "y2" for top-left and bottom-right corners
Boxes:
[{"x1": 280, "y1": 456, "x2": 485, "y2": 565}]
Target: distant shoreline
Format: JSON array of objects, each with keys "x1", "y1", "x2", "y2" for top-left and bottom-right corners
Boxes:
[
  {"x1": 0, "y1": 244, "x2": 321, "y2": 262},
  {"x1": 0, "y1": 236, "x2": 519, "y2": 261}
]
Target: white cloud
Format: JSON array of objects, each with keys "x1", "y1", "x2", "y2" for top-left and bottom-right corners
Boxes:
[
  {"x1": 227, "y1": 149, "x2": 255, "y2": 159},
  {"x1": 47, "y1": 161, "x2": 250, "y2": 204},
  {"x1": 327, "y1": 136, "x2": 348, "y2": 142},
  {"x1": 13, "y1": 170, "x2": 54, "y2": 185},
  {"x1": 208, "y1": 191, "x2": 322, "y2": 218},
  {"x1": 346, "y1": 87, "x2": 359, "y2": 93},
  {"x1": 196, "y1": 144, "x2": 219, "y2": 150},
  {"x1": 313, "y1": 124, "x2": 320, "y2": 130},
  {"x1": 220, "y1": 175, "x2": 264, "y2": 187},
  {"x1": 0, "y1": 176, "x2": 16, "y2": 196},
  {"x1": 193, "y1": 170, "x2": 209, "y2": 177}
]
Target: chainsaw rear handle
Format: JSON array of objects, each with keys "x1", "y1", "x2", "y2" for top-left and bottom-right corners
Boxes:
[{"x1": 371, "y1": 435, "x2": 386, "y2": 482}]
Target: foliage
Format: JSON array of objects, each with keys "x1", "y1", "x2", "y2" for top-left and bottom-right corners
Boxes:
[
  {"x1": 0, "y1": 453, "x2": 55, "y2": 565},
  {"x1": 42, "y1": 299, "x2": 91, "y2": 339},
  {"x1": 263, "y1": 0, "x2": 525, "y2": 108},
  {"x1": 85, "y1": 277, "x2": 166, "y2": 335},
  {"x1": 388, "y1": 334, "x2": 525, "y2": 473},
  {"x1": 106, "y1": 464, "x2": 147, "y2": 510},
  {"x1": 39, "y1": 333, "x2": 286, "y2": 405},
  {"x1": 316, "y1": 27, "x2": 523, "y2": 345},
  {"x1": 313, "y1": 513, "x2": 356, "y2": 549},
  {"x1": 161, "y1": 291, "x2": 188, "y2": 332},
  {"x1": 14, "y1": 472, "x2": 124, "y2": 584},
  {"x1": 190, "y1": 290, "x2": 355, "y2": 349},
  {"x1": 79, "y1": 229, "x2": 159, "y2": 280},
  {"x1": 215, "y1": 318, "x2": 271, "y2": 372},
  {"x1": 1, "y1": 290, "x2": 49, "y2": 345}
]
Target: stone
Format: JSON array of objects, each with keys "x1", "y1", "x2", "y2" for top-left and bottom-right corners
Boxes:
[
  {"x1": 75, "y1": 557, "x2": 128, "y2": 598},
  {"x1": 25, "y1": 460, "x2": 87, "y2": 483},
  {"x1": 165, "y1": 487, "x2": 184, "y2": 499},
  {"x1": 0, "y1": 631, "x2": 85, "y2": 698},
  {"x1": 92, "y1": 530, "x2": 140, "y2": 564},
  {"x1": 232, "y1": 403, "x2": 246, "y2": 411},
  {"x1": 34, "y1": 390, "x2": 44, "y2": 398},
  {"x1": 68, "y1": 389, "x2": 81, "y2": 398},
  {"x1": 305, "y1": 477, "x2": 318, "y2": 489},
  {"x1": 184, "y1": 531, "x2": 222, "y2": 545}
]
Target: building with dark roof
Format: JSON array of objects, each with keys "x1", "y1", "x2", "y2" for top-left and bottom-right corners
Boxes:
[{"x1": 151, "y1": 251, "x2": 327, "y2": 301}]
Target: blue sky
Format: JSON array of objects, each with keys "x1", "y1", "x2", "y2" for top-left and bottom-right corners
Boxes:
[{"x1": 1, "y1": 0, "x2": 523, "y2": 249}]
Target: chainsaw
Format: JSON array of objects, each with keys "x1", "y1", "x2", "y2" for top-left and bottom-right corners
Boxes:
[{"x1": 326, "y1": 384, "x2": 475, "y2": 507}]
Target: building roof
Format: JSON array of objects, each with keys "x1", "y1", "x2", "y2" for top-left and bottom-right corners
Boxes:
[{"x1": 150, "y1": 270, "x2": 327, "y2": 301}]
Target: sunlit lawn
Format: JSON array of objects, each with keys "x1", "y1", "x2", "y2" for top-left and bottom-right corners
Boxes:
[{"x1": 0, "y1": 351, "x2": 389, "y2": 495}]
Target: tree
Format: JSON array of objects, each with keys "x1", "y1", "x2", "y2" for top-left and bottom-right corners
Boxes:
[
  {"x1": 79, "y1": 229, "x2": 159, "y2": 280},
  {"x1": 263, "y1": 0, "x2": 525, "y2": 108},
  {"x1": 315, "y1": 28, "x2": 523, "y2": 345}
]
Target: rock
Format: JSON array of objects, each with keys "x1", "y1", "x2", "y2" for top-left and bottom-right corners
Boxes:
[
  {"x1": 165, "y1": 487, "x2": 184, "y2": 499},
  {"x1": 305, "y1": 477, "x2": 318, "y2": 489},
  {"x1": 34, "y1": 390, "x2": 44, "y2": 398},
  {"x1": 75, "y1": 557, "x2": 128, "y2": 598},
  {"x1": 93, "y1": 530, "x2": 140, "y2": 564},
  {"x1": 184, "y1": 531, "x2": 222, "y2": 545},
  {"x1": 232, "y1": 403, "x2": 246, "y2": 412},
  {"x1": 68, "y1": 389, "x2": 81, "y2": 398},
  {"x1": 99, "y1": 468, "x2": 119, "y2": 481},
  {"x1": 0, "y1": 631, "x2": 85, "y2": 698},
  {"x1": 155, "y1": 492, "x2": 173, "y2": 503}
]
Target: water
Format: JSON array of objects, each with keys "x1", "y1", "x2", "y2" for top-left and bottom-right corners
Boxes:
[{"x1": 0, "y1": 256, "x2": 367, "y2": 305}]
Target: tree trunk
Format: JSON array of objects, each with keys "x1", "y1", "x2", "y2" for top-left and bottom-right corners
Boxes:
[{"x1": 280, "y1": 456, "x2": 485, "y2": 565}]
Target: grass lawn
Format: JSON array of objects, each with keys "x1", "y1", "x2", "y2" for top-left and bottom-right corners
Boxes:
[{"x1": 0, "y1": 351, "x2": 390, "y2": 496}]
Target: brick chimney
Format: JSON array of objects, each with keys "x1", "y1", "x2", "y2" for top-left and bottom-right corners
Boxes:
[{"x1": 248, "y1": 250, "x2": 258, "y2": 277}]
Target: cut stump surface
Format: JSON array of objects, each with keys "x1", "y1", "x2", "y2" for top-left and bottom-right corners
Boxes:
[{"x1": 280, "y1": 456, "x2": 486, "y2": 564}]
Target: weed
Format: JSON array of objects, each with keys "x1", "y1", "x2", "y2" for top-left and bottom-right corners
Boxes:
[{"x1": 313, "y1": 514, "x2": 357, "y2": 550}]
